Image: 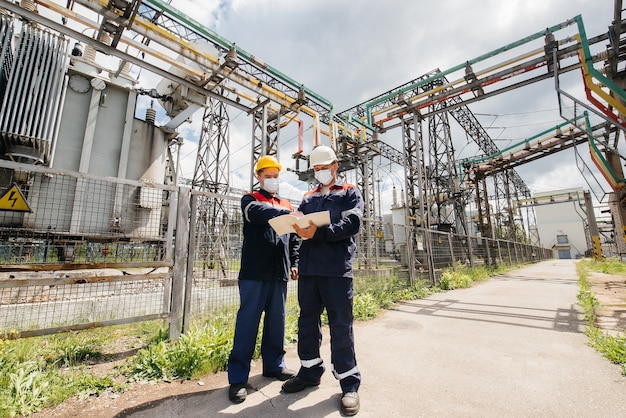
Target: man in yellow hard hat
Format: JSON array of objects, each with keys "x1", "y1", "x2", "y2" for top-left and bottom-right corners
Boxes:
[{"x1": 228, "y1": 155, "x2": 300, "y2": 404}]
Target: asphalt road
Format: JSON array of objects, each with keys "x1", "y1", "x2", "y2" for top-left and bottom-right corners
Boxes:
[{"x1": 116, "y1": 260, "x2": 626, "y2": 417}]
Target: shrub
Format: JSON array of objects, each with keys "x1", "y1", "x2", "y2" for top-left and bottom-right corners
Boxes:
[
  {"x1": 0, "y1": 361, "x2": 49, "y2": 417},
  {"x1": 438, "y1": 269, "x2": 473, "y2": 290},
  {"x1": 353, "y1": 293, "x2": 378, "y2": 320}
]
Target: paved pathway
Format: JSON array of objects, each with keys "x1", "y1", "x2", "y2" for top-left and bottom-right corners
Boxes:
[{"x1": 117, "y1": 260, "x2": 626, "y2": 417}]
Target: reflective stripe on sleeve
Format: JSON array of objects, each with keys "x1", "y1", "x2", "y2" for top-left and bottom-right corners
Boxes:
[
  {"x1": 341, "y1": 207, "x2": 363, "y2": 219},
  {"x1": 243, "y1": 200, "x2": 254, "y2": 222}
]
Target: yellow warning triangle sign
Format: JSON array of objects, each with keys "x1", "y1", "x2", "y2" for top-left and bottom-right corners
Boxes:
[{"x1": 0, "y1": 183, "x2": 32, "y2": 212}]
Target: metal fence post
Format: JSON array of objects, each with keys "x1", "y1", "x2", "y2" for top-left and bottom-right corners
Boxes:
[
  {"x1": 406, "y1": 225, "x2": 416, "y2": 286},
  {"x1": 169, "y1": 186, "x2": 191, "y2": 341},
  {"x1": 505, "y1": 241, "x2": 511, "y2": 265},
  {"x1": 182, "y1": 192, "x2": 199, "y2": 334},
  {"x1": 467, "y1": 236, "x2": 475, "y2": 267},
  {"x1": 447, "y1": 233, "x2": 456, "y2": 268}
]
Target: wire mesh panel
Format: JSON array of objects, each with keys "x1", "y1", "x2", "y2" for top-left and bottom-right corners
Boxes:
[
  {"x1": 185, "y1": 190, "x2": 243, "y2": 324},
  {"x1": 0, "y1": 160, "x2": 176, "y2": 338},
  {"x1": 450, "y1": 233, "x2": 472, "y2": 265},
  {"x1": 0, "y1": 271, "x2": 169, "y2": 337},
  {"x1": 429, "y1": 229, "x2": 454, "y2": 272},
  {"x1": 184, "y1": 190, "x2": 301, "y2": 328}
]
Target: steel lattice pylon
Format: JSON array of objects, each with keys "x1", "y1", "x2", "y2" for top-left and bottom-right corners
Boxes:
[
  {"x1": 192, "y1": 95, "x2": 230, "y2": 277},
  {"x1": 355, "y1": 147, "x2": 376, "y2": 269},
  {"x1": 250, "y1": 105, "x2": 281, "y2": 190},
  {"x1": 427, "y1": 102, "x2": 464, "y2": 233},
  {"x1": 447, "y1": 97, "x2": 530, "y2": 242},
  {"x1": 401, "y1": 114, "x2": 436, "y2": 284}
]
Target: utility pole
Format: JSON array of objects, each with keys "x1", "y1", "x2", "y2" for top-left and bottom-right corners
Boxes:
[{"x1": 584, "y1": 190, "x2": 604, "y2": 260}]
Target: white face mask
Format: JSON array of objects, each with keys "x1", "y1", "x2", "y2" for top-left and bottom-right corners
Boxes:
[
  {"x1": 262, "y1": 177, "x2": 280, "y2": 193},
  {"x1": 314, "y1": 169, "x2": 334, "y2": 186}
]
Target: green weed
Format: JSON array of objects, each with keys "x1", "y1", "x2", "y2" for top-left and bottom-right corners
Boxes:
[
  {"x1": 0, "y1": 324, "x2": 150, "y2": 417},
  {"x1": 125, "y1": 315, "x2": 236, "y2": 381},
  {"x1": 0, "y1": 264, "x2": 519, "y2": 416},
  {"x1": 353, "y1": 293, "x2": 378, "y2": 320},
  {"x1": 438, "y1": 270, "x2": 472, "y2": 290},
  {"x1": 576, "y1": 258, "x2": 626, "y2": 375},
  {"x1": 1, "y1": 361, "x2": 49, "y2": 417}
]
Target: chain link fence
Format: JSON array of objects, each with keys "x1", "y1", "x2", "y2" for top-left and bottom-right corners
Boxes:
[{"x1": 0, "y1": 160, "x2": 552, "y2": 340}]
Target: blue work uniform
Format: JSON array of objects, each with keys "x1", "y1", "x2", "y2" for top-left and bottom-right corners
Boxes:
[
  {"x1": 228, "y1": 189, "x2": 300, "y2": 385},
  {"x1": 295, "y1": 179, "x2": 364, "y2": 393}
]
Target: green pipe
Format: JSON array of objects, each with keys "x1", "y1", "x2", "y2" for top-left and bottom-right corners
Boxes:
[
  {"x1": 584, "y1": 111, "x2": 626, "y2": 186},
  {"x1": 464, "y1": 118, "x2": 579, "y2": 166},
  {"x1": 365, "y1": 16, "x2": 578, "y2": 126},
  {"x1": 456, "y1": 115, "x2": 585, "y2": 188},
  {"x1": 144, "y1": 0, "x2": 333, "y2": 108},
  {"x1": 339, "y1": 112, "x2": 378, "y2": 133},
  {"x1": 575, "y1": 15, "x2": 626, "y2": 104}
]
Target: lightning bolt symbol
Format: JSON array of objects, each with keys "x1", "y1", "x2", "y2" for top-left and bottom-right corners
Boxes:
[{"x1": 8, "y1": 191, "x2": 17, "y2": 207}]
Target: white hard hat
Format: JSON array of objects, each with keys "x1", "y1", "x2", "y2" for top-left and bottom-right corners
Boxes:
[{"x1": 309, "y1": 145, "x2": 337, "y2": 166}]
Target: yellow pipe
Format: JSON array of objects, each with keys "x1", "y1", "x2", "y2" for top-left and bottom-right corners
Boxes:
[
  {"x1": 37, "y1": 1, "x2": 211, "y2": 80},
  {"x1": 76, "y1": 3, "x2": 364, "y2": 142},
  {"x1": 38, "y1": 0, "x2": 307, "y2": 137},
  {"x1": 38, "y1": 0, "x2": 363, "y2": 145},
  {"x1": 574, "y1": 34, "x2": 626, "y2": 119},
  {"x1": 131, "y1": 17, "x2": 323, "y2": 117},
  {"x1": 371, "y1": 45, "x2": 550, "y2": 121},
  {"x1": 589, "y1": 142, "x2": 621, "y2": 189},
  {"x1": 582, "y1": 69, "x2": 626, "y2": 117},
  {"x1": 39, "y1": 0, "x2": 322, "y2": 121}
]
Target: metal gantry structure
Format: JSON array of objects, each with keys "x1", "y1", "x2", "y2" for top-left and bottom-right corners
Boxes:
[
  {"x1": 1, "y1": 0, "x2": 626, "y2": 277},
  {"x1": 192, "y1": 94, "x2": 230, "y2": 277}
]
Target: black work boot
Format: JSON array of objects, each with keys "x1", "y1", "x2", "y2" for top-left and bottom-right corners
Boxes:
[
  {"x1": 281, "y1": 376, "x2": 320, "y2": 393},
  {"x1": 341, "y1": 391, "x2": 360, "y2": 416},
  {"x1": 228, "y1": 383, "x2": 247, "y2": 403}
]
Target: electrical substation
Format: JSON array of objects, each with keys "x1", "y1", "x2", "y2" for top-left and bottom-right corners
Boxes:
[{"x1": 1, "y1": 0, "x2": 626, "y2": 339}]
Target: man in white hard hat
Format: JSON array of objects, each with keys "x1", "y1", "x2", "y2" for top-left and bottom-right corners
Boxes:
[
  {"x1": 281, "y1": 145, "x2": 364, "y2": 416},
  {"x1": 228, "y1": 155, "x2": 299, "y2": 404}
]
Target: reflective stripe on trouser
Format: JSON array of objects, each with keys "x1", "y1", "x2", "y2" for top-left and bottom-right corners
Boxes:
[
  {"x1": 301, "y1": 357, "x2": 323, "y2": 368},
  {"x1": 296, "y1": 275, "x2": 361, "y2": 392},
  {"x1": 227, "y1": 279, "x2": 288, "y2": 384},
  {"x1": 332, "y1": 364, "x2": 360, "y2": 381}
]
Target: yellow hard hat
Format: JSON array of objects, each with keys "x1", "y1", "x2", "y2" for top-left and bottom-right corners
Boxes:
[{"x1": 255, "y1": 155, "x2": 282, "y2": 173}]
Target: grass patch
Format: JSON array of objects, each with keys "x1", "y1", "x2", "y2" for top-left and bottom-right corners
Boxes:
[
  {"x1": 354, "y1": 274, "x2": 432, "y2": 312},
  {"x1": 0, "y1": 264, "x2": 515, "y2": 416},
  {"x1": 123, "y1": 314, "x2": 235, "y2": 381},
  {"x1": 0, "y1": 328, "x2": 128, "y2": 417},
  {"x1": 437, "y1": 263, "x2": 512, "y2": 291},
  {"x1": 576, "y1": 258, "x2": 626, "y2": 375}
]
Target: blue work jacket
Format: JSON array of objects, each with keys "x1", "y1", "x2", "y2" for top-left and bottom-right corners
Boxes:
[
  {"x1": 297, "y1": 179, "x2": 363, "y2": 278},
  {"x1": 238, "y1": 190, "x2": 300, "y2": 281}
]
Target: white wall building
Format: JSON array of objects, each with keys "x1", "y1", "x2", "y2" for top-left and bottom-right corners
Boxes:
[{"x1": 533, "y1": 188, "x2": 589, "y2": 259}]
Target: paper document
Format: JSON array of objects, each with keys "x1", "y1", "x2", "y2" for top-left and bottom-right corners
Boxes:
[{"x1": 268, "y1": 211, "x2": 331, "y2": 236}]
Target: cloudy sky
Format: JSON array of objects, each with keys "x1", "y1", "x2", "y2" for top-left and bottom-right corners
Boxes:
[{"x1": 149, "y1": 0, "x2": 615, "y2": 211}]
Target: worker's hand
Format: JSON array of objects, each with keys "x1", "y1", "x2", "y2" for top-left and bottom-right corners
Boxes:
[
  {"x1": 290, "y1": 267, "x2": 298, "y2": 281},
  {"x1": 293, "y1": 220, "x2": 317, "y2": 240}
]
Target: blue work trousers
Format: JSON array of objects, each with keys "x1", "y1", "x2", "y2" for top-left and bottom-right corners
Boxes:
[
  {"x1": 296, "y1": 275, "x2": 360, "y2": 393},
  {"x1": 228, "y1": 279, "x2": 288, "y2": 384}
]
